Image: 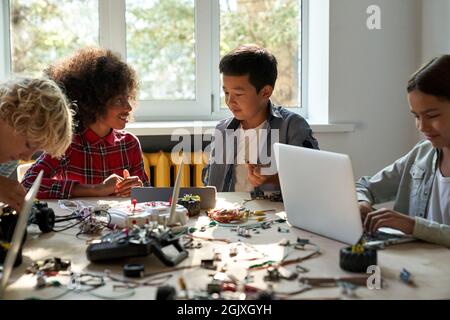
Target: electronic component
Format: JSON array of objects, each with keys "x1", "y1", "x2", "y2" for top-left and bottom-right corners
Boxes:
[
  {"x1": 156, "y1": 285, "x2": 177, "y2": 300},
  {"x1": 108, "y1": 201, "x2": 188, "y2": 231},
  {"x1": 208, "y1": 208, "x2": 249, "y2": 224},
  {"x1": 178, "y1": 195, "x2": 201, "y2": 217},
  {"x1": 123, "y1": 263, "x2": 145, "y2": 278},
  {"x1": 26, "y1": 257, "x2": 71, "y2": 275},
  {"x1": 86, "y1": 224, "x2": 188, "y2": 266},
  {"x1": 399, "y1": 268, "x2": 415, "y2": 286},
  {"x1": 29, "y1": 201, "x2": 55, "y2": 233},
  {"x1": 339, "y1": 245, "x2": 377, "y2": 273}
]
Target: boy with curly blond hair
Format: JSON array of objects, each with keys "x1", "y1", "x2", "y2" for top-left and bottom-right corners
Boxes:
[{"x1": 0, "y1": 77, "x2": 73, "y2": 210}]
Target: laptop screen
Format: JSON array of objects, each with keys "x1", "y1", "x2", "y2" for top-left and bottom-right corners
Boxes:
[
  {"x1": 0, "y1": 170, "x2": 43, "y2": 297},
  {"x1": 168, "y1": 160, "x2": 184, "y2": 225}
]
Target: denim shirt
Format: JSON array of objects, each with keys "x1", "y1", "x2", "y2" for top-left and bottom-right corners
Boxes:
[
  {"x1": 0, "y1": 161, "x2": 19, "y2": 178},
  {"x1": 203, "y1": 101, "x2": 319, "y2": 192},
  {"x1": 356, "y1": 140, "x2": 450, "y2": 248}
]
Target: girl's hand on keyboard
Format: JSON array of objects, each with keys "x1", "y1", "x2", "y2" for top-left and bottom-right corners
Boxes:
[
  {"x1": 358, "y1": 201, "x2": 374, "y2": 221},
  {"x1": 364, "y1": 208, "x2": 415, "y2": 235}
]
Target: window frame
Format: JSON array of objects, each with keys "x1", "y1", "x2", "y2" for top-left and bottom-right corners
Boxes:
[
  {"x1": 0, "y1": 0, "x2": 11, "y2": 79},
  {"x1": 1, "y1": 0, "x2": 308, "y2": 121}
]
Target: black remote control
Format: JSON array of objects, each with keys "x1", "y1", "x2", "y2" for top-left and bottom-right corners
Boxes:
[{"x1": 86, "y1": 226, "x2": 188, "y2": 266}]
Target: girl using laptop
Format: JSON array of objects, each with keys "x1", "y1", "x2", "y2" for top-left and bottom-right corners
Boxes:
[{"x1": 357, "y1": 55, "x2": 450, "y2": 248}]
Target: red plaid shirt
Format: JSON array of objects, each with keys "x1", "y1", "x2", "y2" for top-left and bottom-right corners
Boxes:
[{"x1": 22, "y1": 128, "x2": 149, "y2": 199}]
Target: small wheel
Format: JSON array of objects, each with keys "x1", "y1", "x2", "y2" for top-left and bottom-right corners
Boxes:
[
  {"x1": 156, "y1": 285, "x2": 176, "y2": 300},
  {"x1": 339, "y1": 246, "x2": 377, "y2": 273},
  {"x1": 1, "y1": 213, "x2": 17, "y2": 241},
  {"x1": 37, "y1": 207, "x2": 55, "y2": 233}
]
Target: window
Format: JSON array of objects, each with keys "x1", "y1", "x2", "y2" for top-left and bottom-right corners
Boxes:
[
  {"x1": 126, "y1": 0, "x2": 196, "y2": 101},
  {"x1": 1, "y1": 0, "x2": 306, "y2": 121},
  {"x1": 9, "y1": 0, "x2": 98, "y2": 76},
  {"x1": 219, "y1": 0, "x2": 302, "y2": 110}
]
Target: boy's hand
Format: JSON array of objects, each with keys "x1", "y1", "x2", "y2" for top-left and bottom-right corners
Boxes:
[
  {"x1": 0, "y1": 176, "x2": 27, "y2": 211},
  {"x1": 247, "y1": 164, "x2": 279, "y2": 187},
  {"x1": 114, "y1": 169, "x2": 143, "y2": 197}
]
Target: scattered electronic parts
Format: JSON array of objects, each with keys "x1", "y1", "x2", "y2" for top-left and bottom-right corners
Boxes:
[
  {"x1": 229, "y1": 247, "x2": 238, "y2": 257},
  {"x1": 201, "y1": 259, "x2": 217, "y2": 270},
  {"x1": 295, "y1": 238, "x2": 310, "y2": 249},
  {"x1": 26, "y1": 257, "x2": 71, "y2": 275},
  {"x1": 237, "y1": 227, "x2": 251, "y2": 238},
  {"x1": 337, "y1": 281, "x2": 357, "y2": 298},
  {"x1": 208, "y1": 208, "x2": 249, "y2": 224},
  {"x1": 277, "y1": 226, "x2": 290, "y2": 233},
  {"x1": 296, "y1": 265, "x2": 309, "y2": 273},
  {"x1": 399, "y1": 268, "x2": 415, "y2": 286},
  {"x1": 213, "y1": 252, "x2": 222, "y2": 261},
  {"x1": 184, "y1": 241, "x2": 202, "y2": 249},
  {"x1": 299, "y1": 276, "x2": 370, "y2": 288},
  {"x1": 264, "y1": 266, "x2": 299, "y2": 282},
  {"x1": 264, "y1": 267, "x2": 282, "y2": 282},
  {"x1": 261, "y1": 221, "x2": 272, "y2": 229},
  {"x1": 250, "y1": 189, "x2": 283, "y2": 202}
]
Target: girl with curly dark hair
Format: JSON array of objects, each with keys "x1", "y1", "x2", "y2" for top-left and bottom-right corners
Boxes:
[{"x1": 22, "y1": 47, "x2": 149, "y2": 198}]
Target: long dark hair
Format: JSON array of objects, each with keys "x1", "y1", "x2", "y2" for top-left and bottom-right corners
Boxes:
[{"x1": 407, "y1": 55, "x2": 450, "y2": 101}]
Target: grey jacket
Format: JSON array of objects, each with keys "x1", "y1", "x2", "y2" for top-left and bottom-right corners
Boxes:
[
  {"x1": 356, "y1": 140, "x2": 450, "y2": 248},
  {"x1": 203, "y1": 101, "x2": 319, "y2": 192}
]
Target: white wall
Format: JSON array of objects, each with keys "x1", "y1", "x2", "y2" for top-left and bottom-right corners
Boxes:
[
  {"x1": 421, "y1": 0, "x2": 450, "y2": 62},
  {"x1": 314, "y1": 0, "x2": 420, "y2": 179}
]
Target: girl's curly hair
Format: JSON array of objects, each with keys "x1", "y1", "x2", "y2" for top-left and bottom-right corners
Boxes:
[{"x1": 45, "y1": 47, "x2": 138, "y2": 130}]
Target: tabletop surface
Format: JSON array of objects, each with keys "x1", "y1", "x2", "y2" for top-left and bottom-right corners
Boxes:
[{"x1": 3, "y1": 192, "x2": 450, "y2": 300}]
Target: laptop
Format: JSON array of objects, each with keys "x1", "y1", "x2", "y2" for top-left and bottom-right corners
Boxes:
[
  {"x1": 273, "y1": 143, "x2": 414, "y2": 245},
  {"x1": 168, "y1": 160, "x2": 187, "y2": 227},
  {"x1": 0, "y1": 170, "x2": 43, "y2": 298}
]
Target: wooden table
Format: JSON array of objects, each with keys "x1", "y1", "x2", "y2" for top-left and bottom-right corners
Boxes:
[{"x1": 3, "y1": 192, "x2": 450, "y2": 300}]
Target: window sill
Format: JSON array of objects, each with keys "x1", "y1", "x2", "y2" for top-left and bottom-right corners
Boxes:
[{"x1": 126, "y1": 121, "x2": 355, "y2": 136}]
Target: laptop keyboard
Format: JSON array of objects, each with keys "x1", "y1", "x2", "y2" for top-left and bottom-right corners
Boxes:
[{"x1": 362, "y1": 230, "x2": 404, "y2": 242}]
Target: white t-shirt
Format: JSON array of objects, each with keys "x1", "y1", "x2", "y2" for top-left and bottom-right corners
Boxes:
[
  {"x1": 427, "y1": 168, "x2": 450, "y2": 225},
  {"x1": 233, "y1": 121, "x2": 268, "y2": 192}
]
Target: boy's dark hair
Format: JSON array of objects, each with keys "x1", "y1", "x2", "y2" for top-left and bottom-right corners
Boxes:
[
  {"x1": 407, "y1": 55, "x2": 450, "y2": 101},
  {"x1": 45, "y1": 47, "x2": 138, "y2": 131},
  {"x1": 219, "y1": 44, "x2": 277, "y2": 93}
]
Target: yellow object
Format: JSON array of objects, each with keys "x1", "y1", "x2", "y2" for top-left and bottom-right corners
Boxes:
[
  {"x1": 0, "y1": 242, "x2": 11, "y2": 250},
  {"x1": 351, "y1": 244, "x2": 365, "y2": 254},
  {"x1": 143, "y1": 151, "x2": 209, "y2": 187},
  {"x1": 253, "y1": 210, "x2": 268, "y2": 216}
]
